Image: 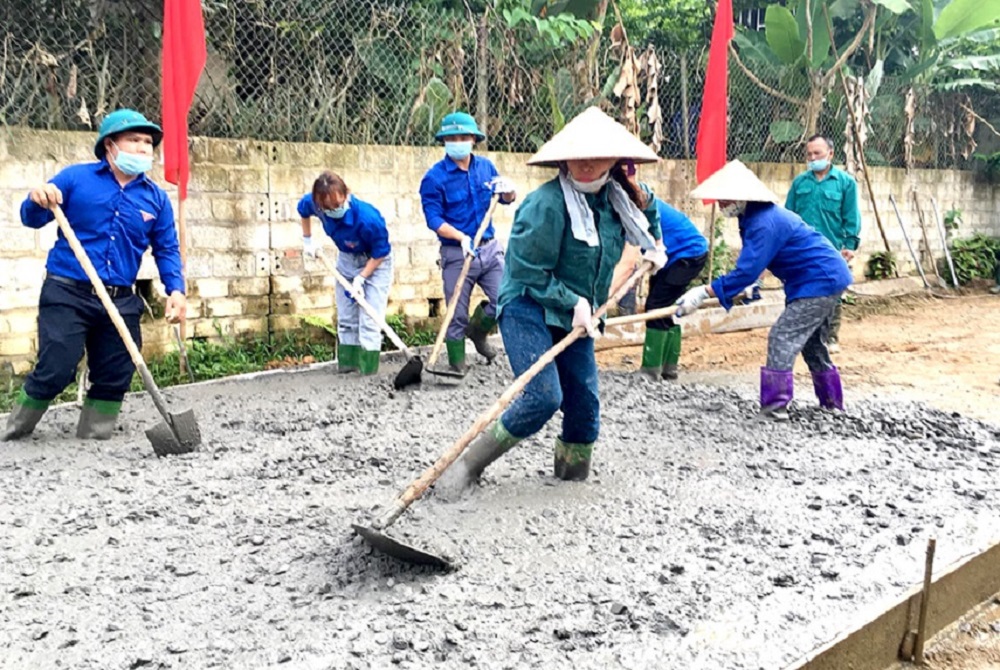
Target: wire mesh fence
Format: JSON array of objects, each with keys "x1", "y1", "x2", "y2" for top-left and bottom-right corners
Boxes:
[{"x1": 1, "y1": 0, "x2": 996, "y2": 169}]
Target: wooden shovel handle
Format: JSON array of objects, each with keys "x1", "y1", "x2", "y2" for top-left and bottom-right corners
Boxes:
[
  {"x1": 320, "y1": 255, "x2": 414, "y2": 358},
  {"x1": 50, "y1": 205, "x2": 175, "y2": 423},
  {"x1": 604, "y1": 298, "x2": 721, "y2": 328},
  {"x1": 426, "y1": 194, "x2": 501, "y2": 368},
  {"x1": 376, "y1": 261, "x2": 655, "y2": 528}
]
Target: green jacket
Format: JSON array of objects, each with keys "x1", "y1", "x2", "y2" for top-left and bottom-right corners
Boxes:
[
  {"x1": 498, "y1": 178, "x2": 661, "y2": 331},
  {"x1": 785, "y1": 166, "x2": 862, "y2": 251}
]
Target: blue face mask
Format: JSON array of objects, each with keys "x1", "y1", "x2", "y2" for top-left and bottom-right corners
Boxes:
[
  {"x1": 323, "y1": 197, "x2": 351, "y2": 219},
  {"x1": 808, "y1": 158, "x2": 831, "y2": 173},
  {"x1": 111, "y1": 142, "x2": 153, "y2": 176},
  {"x1": 444, "y1": 141, "x2": 474, "y2": 161}
]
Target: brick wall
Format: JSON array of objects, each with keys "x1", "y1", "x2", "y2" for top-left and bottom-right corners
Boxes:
[{"x1": 2, "y1": 127, "x2": 998, "y2": 372}]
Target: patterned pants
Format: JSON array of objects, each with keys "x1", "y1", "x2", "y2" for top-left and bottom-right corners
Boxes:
[{"x1": 766, "y1": 294, "x2": 841, "y2": 372}]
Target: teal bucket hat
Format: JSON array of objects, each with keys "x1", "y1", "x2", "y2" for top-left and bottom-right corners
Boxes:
[
  {"x1": 435, "y1": 111, "x2": 486, "y2": 142},
  {"x1": 94, "y1": 109, "x2": 163, "y2": 158}
]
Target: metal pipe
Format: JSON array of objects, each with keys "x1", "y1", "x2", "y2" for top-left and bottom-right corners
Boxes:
[{"x1": 888, "y1": 194, "x2": 930, "y2": 288}]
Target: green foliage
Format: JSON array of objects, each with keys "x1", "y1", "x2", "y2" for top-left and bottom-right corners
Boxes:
[
  {"x1": 770, "y1": 119, "x2": 804, "y2": 143},
  {"x1": 501, "y1": 4, "x2": 596, "y2": 48},
  {"x1": 943, "y1": 207, "x2": 963, "y2": 233},
  {"x1": 616, "y1": 0, "x2": 710, "y2": 50},
  {"x1": 933, "y1": 0, "x2": 1000, "y2": 41},
  {"x1": 765, "y1": 5, "x2": 806, "y2": 65},
  {"x1": 948, "y1": 234, "x2": 1000, "y2": 284},
  {"x1": 698, "y1": 218, "x2": 735, "y2": 283},
  {"x1": 865, "y1": 251, "x2": 899, "y2": 280},
  {"x1": 384, "y1": 314, "x2": 438, "y2": 349},
  {"x1": 972, "y1": 152, "x2": 1000, "y2": 183}
]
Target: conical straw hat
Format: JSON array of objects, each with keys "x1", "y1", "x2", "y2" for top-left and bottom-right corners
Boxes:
[
  {"x1": 527, "y1": 107, "x2": 660, "y2": 167},
  {"x1": 689, "y1": 160, "x2": 778, "y2": 202}
]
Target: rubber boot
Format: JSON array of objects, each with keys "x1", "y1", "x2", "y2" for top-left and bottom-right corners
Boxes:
[
  {"x1": 358, "y1": 349, "x2": 380, "y2": 376},
  {"x1": 465, "y1": 301, "x2": 498, "y2": 362},
  {"x1": 758, "y1": 367, "x2": 794, "y2": 421},
  {"x1": 2, "y1": 390, "x2": 50, "y2": 441},
  {"x1": 554, "y1": 437, "x2": 595, "y2": 481},
  {"x1": 446, "y1": 339, "x2": 467, "y2": 373},
  {"x1": 338, "y1": 344, "x2": 360, "y2": 373},
  {"x1": 76, "y1": 398, "x2": 122, "y2": 440},
  {"x1": 661, "y1": 325, "x2": 682, "y2": 381},
  {"x1": 435, "y1": 419, "x2": 521, "y2": 498},
  {"x1": 639, "y1": 328, "x2": 668, "y2": 379},
  {"x1": 811, "y1": 366, "x2": 844, "y2": 410}
]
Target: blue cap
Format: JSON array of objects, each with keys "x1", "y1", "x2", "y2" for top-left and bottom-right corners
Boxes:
[
  {"x1": 435, "y1": 111, "x2": 485, "y2": 142},
  {"x1": 94, "y1": 109, "x2": 163, "y2": 158}
]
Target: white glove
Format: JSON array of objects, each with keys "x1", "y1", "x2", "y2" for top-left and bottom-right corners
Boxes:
[
  {"x1": 460, "y1": 234, "x2": 476, "y2": 258},
  {"x1": 487, "y1": 176, "x2": 516, "y2": 195},
  {"x1": 642, "y1": 246, "x2": 668, "y2": 272},
  {"x1": 572, "y1": 297, "x2": 598, "y2": 338},
  {"x1": 302, "y1": 235, "x2": 320, "y2": 259},
  {"x1": 351, "y1": 274, "x2": 366, "y2": 299},
  {"x1": 675, "y1": 285, "x2": 710, "y2": 318}
]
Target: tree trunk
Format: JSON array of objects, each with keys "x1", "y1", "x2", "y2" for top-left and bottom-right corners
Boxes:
[{"x1": 476, "y1": 12, "x2": 489, "y2": 150}]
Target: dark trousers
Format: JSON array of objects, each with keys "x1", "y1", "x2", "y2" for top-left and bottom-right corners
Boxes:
[
  {"x1": 24, "y1": 278, "x2": 142, "y2": 403},
  {"x1": 646, "y1": 253, "x2": 709, "y2": 330}
]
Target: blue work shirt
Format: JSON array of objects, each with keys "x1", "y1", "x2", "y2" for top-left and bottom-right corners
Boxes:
[
  {"x1": 711, "y1": 202, "x2": 852, "y2": 311},
  {"x1": 297, "y1": 193, "x2": 391, "y2": 259},
  {"x1": 656, "y1": 199, "x2": 708, "y2": 267},
  {"x1": 419, "y1": 154, "x2": 500, "y2": 246},
  {"x1": 20, "y1": 161, "x2": 185, "y2": 295}
]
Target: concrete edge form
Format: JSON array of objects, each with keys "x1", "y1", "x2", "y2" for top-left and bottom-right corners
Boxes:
[{"x1": 785, "y1": 538, "x2": 1000, "y2": 670}]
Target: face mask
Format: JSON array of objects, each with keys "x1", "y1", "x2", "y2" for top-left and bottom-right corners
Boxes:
[
  {"x1": 808, "y1": 158, "x2": 831, "y2": 173},
  {"x1": 323, "y1": 197, "x2": 351, "y2": 219},
  {"x1": 444, "y1": 141, "x2": 474, "y2": 160},
  {"x1": 720, "y1": 201, "x2": 747, "y2": 218},
  {"x1": 569, "y1": 171, "x2": 610, "y2": 194},
  {"x1": 111, "y1": 142, "x2": 152, "y2": 176}
]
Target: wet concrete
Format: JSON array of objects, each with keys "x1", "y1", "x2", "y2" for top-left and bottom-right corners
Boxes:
[{"x1": 2, "y1": 357, "x2": 999, "y2": 669}]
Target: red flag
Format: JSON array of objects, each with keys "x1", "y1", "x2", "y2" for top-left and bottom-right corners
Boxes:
[
  {"x1": 161, "y1": 0, "x2": 207, "y2": 200},
  {"x1": 695, "y1": 0, "x2": 734, "y2": 188}
]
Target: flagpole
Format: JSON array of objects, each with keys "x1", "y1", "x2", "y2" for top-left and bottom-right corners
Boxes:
[
  {"x1": 706, "y1": 202, "x2": 717, "y2": 280},
  {"x1": 178, "y1": 195, "x2": 189, "y2": 377}
]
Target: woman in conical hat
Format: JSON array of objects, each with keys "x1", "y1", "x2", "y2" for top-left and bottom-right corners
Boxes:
[
  {"x1": 673, "y1": 160, "x2": 854, "y2": 420},
  {"x1": 436, "y1": 107, "x2": 668, "y2": 495}
]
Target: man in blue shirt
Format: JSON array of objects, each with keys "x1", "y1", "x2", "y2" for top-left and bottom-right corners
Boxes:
[
  {"x1": 674, "y1": 160, "x2": 852, "y2": 420},
  {"x1": 4, "y1": 109, "x2": 187, "y2": 442},
  {"x1": 419, "y1": 112, "x2": 516, "y2": 373}
]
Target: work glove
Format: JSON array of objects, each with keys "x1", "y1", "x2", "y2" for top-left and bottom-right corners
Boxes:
[
  {"x1": 351, "y1": 274, "x2": 366, "y2": 300},
  {"x1": 572, "y1": 297, "x2": 599, "y2": 338},
  {"x1": 460, "y1": 234, "x2": 477, "y2": 259},
  {"x1": 675, "y1": 285, "x2": 710, "y2": 318},
  {"x1": 487, "y1": 176, "x2": 516, "y2": 195},
  {"x1": 741, "y1": 280, "x2": 762, "y2": 304},
  {"x1": 302, "y1": 235, "x2": 321, "y2": 259},
  {"x1": 642, "y1": 246, "x2": 668, "y2": 273}
]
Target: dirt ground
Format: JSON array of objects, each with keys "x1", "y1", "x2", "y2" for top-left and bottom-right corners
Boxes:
[{"x1": 915, "y1": 596, "x2": 1000, "y2": 670}]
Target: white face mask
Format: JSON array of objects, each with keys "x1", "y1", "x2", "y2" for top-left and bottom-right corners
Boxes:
[
  {"x1": 568, "y1": 171, "x2": 610, "y2": 194},
  {"x1": 720, "y1": 201, "x2": 747, "y2": 218}
]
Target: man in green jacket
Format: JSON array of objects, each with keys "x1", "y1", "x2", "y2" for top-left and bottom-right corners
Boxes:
[{"x1": 785, "y1": 135, "x2": 861, "y2": 352}]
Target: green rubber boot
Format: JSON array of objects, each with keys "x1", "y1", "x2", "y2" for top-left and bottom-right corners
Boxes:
[
  {"x1": 446, "y1": 339, "x2": 467, "y2": 373},
  {"x1": 436, "y1": 419, "x2": 521, "y2": 498},
  {"x1": 338, "y1": 344, "x2": 360, "y2": 373},
  {"x1": 640, "y1": 328, "x2": 668, "y2": 379},
  {"x1": 2, "y1": 389, "x2": 50, "y2": 441},
  {"x1": 661, "y1": 325, "x2": 682, "y2": 381},
  {"x1": 465, "y1": 300, "x2": 498, "y2": 362},
  {"x1": 358, "y1": 349, "x2": 380, "y2": 376},
  {"x1": 554, "y1": 437, "x2": 595, "y2": 481},
  {"x1": 77, "y1": 398, "x2": 122, "y2": 440}
]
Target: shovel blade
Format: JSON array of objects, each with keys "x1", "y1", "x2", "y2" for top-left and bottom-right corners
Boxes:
[
  {"x1": 352, "y1": 524, "x2": 452, "y2": 569},
  {"x1": 146, "y1": 408, "x2": 201, "y2": 457},
  {"x1": 426, "y1": 366, "x2": 467, "y2": 380},
  {"x1": 393, "y1": 357, "x2": 423, "y2": 390}
]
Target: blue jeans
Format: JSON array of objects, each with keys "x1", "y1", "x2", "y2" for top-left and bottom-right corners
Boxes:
[
  {"x1": 498, "y1": 295, "x2": 600, "y2": 444},
  {"x1": 335, "y1": 251, "x2": 393, "y2": 352}
]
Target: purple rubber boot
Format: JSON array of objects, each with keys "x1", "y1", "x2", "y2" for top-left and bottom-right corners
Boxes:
[
  {"x1": 811, "y1": 366, "x2": 844, "y2": 410},
  {"x1": 759, "y1": 367, "x2": 794, "y2": 421}
]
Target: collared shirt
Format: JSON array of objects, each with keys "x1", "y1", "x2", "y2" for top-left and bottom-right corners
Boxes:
[
  {"x1": 297, "y1": 193, "x2": 391, "y2": 258},
  {"x1": 711, "y1": 202, "x2": 853, "y2": 310},
  {"x1": 785, "y1": 166, "x2": 862, "y2": 251},
  {"x1": 419, "y1": 154, "x2": 500, "y2": 245},
  {"x1": 20, "y1": 161, "x2": 185, "y2": 294},
  {"x1": 499, "y1": 178, "x2": 661, "y2": 331},
  {"x1": 656, "y1": 199, "x2": 708, "y2": 267}
]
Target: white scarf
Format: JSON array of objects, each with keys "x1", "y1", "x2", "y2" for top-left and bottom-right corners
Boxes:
[{"x1": 558, "y1": 171, "x2": 656, "y2": 251}]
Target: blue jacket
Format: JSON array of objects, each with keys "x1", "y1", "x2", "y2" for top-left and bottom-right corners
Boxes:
[
  {"x1": 21, "y1": 161, "x2": 185, "y2": 294},
  {"x1": 711, "y1": 202, "x2": 852, "y2": 310},
  {"x1": 419, "y1": 154, "x2": 500, "y2": 245},
  {"x1": 656, "y1": 199, "x2": 707, "y2": 267},
  {"x1": 297, "y1": 193, "x2": 391, "y2": 258}
]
